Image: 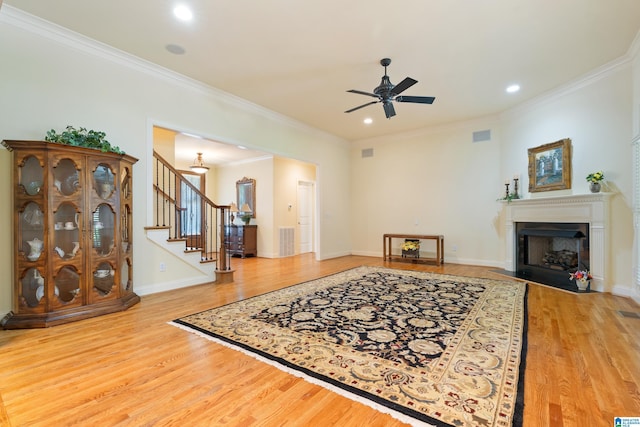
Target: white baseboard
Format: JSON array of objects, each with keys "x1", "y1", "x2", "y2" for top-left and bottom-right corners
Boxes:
[{"x1": 136, "y1": 275, "x2": 212, "y2": 296}]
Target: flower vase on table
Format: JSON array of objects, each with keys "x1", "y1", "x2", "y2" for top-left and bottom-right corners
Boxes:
[{"x1": 401, "y1": 239, "x2": 420, "y2": 259}]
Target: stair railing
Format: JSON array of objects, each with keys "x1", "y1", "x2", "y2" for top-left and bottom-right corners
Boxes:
[{"x1": 152, "y1": 150, "x2": 231, "y2": 273}]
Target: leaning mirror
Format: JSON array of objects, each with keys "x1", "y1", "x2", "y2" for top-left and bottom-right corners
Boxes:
[{"x1": 236, "y1": 177, "x2": 256, "y2": 218}]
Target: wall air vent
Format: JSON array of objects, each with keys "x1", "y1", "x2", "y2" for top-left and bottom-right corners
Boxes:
[
  {"x1": 472, "y1": 129, "x2": 491, "y2": 143},
  {"x1": 361, "y1": 148, "x2": 374, "y2": 158}
]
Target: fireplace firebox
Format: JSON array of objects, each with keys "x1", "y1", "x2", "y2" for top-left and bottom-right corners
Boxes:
[{"x1": 515, "y1": 222, "x2": 590, "y2": 292}]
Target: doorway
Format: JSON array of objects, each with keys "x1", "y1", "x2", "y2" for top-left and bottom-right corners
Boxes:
[{"x1": 297, "y1": 180, "x2": 314, "y2": 254}]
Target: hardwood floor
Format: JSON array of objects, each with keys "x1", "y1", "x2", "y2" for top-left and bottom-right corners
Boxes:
[{"x1": 1, "y1": 254, "x2": 639, "y2": 426}]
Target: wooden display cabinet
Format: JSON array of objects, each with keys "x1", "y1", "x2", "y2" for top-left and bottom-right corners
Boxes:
[{"x1": 1, "y1": 140, "x2": 139, "y2": 328}]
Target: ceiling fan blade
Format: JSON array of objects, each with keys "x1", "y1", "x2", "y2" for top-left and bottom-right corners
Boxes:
[
  {"x1": 345, "y1": 100, "x2": 378, "y2": 113},
  {"x1": 347, "y1": 89, "x2": 379, "y2": 98},
  {"x1": 395, "y1": 95, "x2": 436, "y2": 104},
  {"x1": 391, "y1": 77, "x2": 417, "y2": 95},
  {"x1": 383, "y1": 102, "x2": 396, "y2": 119}
]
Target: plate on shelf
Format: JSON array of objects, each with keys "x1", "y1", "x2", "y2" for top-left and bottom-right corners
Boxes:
[{"x1": 95, "y1": 269, "x2": 111, "y2": 278}]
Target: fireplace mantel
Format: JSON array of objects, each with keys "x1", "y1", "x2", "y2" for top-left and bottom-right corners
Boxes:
[{"x1": 504, "y1": 193, "x2": 612, "y2": 291}]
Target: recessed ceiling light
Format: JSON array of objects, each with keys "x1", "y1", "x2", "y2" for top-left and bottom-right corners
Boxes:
[
  {"x1": 363, "y1": 118, "x2": 373, "y2": 125},
  {"x1": 237, "y1": 145, "x2": 247, "y2": 150},
  {"x1": 166, "y1": 44, "x2": 186, "y2": 55},
  {"x1": 181, "y1": 132, "x2": 202, "y2": 138},
  {"x1": 173, "y1": 5, "x2": 193, "y2": 21},
  {"x1": 506, "y1": 84, "x2": 520, "y2": 93}
]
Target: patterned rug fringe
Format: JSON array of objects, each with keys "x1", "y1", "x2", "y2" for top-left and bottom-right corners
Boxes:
[{"x1": 168, "y1": 320, "x2": 435, "y2": 426}]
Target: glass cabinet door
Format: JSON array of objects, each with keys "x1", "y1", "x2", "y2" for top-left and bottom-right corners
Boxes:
[
  {"x1": 20, "y1": 155, "x2": 44, "y2": 195},
  {"x1": 93, "y1": 261, "x2": 114, "y2": 295},
  {"x1": 93, "y1": 163, "x2": 115, "y2": 199},
  {"x1": 21, "y1": 202, "x2": 44, "y2": 262},
  {"x1": 121, "y1": 259, "x2": 131, "y2": 292},
  {"x1": 53, "y1": 266, "x2": 79, "y2": 303},
  {"x1": 93, "y1": 203, "x2": 115, "y2": 256},
  {"x1": 53, "y1": 158, "x2": 80, "y2": 196},
  {"x1": 21, "y1": 267, "x2": 46, "y2": 307},
  {"x1": 53, "y1": 202, "x2": 80, "y2": 260}
]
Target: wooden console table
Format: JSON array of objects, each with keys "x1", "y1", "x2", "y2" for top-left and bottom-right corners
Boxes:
[{"x1": 383, "y1": 234, "x2": 444, "y2": 266}]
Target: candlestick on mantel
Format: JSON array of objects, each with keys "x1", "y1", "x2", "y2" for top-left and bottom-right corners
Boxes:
[
  {"x1": 505, "y1": 183, "x2": 510, "y2": 199},
  {"x1": 512, "y1": 178, "x2": 520, "y2": 199}
]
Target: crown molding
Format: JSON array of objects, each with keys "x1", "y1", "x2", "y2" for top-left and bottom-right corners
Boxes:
[
  {"x1": 501, "y1": 54, "x2": 631, "y2": 122},
  {"x1": 628, "y1": 28, "x2": 640, "y2": 60},
  {"x1": 0, "y1": 5, "x2": 346, "y2": 145}
]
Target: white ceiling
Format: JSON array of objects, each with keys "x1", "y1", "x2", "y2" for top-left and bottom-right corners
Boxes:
[
  {"x1": 4, "y1": 0, "x2": 640, "y2": 147},
  {"x1": 173, "y1": 131, "x2": 270, "y2": 167}
]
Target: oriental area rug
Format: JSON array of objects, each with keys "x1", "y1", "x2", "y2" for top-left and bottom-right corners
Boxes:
[{"x1": 171, "y1": 266, "x2": 527, "y2": 427}]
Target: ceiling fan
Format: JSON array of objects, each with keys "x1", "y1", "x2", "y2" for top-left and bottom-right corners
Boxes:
[{"x1": 345, "y1": 58, "x2": 435, "y2": 119}]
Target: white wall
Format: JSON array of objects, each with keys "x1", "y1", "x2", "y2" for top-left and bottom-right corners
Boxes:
[
  {"x1": 217, "y1": 157, "x2": 275, "y2": 258},
  {"x1": 273, "y1": 157, "x2": 317, "y2": 256},
  {"x1": 631, "y1": 32, "x2": 640, "y2": 302},
  {"x1": 351, "y1": 117, "x2": 504, "y2": 266},
  {"x1": 0, "y1": 8, "x2": 351, "y2": 318}
]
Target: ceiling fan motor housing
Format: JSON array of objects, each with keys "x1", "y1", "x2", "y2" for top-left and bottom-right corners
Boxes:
[{"x1": 374, "y1": 75, "x2": 395, "y2": 100}]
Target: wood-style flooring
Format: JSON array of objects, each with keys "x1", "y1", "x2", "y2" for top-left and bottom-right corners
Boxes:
[{"x1": 1, "y1": 254, "x2": 639, "y2": 426}]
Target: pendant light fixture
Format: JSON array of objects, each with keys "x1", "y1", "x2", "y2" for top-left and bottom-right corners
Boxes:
[{"x1": 190, "y1": 152, "x2": 209, "y2": 174}]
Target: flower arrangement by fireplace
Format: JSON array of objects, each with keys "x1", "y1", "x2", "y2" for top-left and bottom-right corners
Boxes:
[{"x1": 570, "y1": 269, "x2": 592, "y2": 292}]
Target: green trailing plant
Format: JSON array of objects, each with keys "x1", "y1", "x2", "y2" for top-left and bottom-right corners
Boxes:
[
  {"x1": 497, "y1": 193, "x2": 518, "y2": 203},
  {"x1": 45, "y1": 126, "x2": 124, "y2": 154}
]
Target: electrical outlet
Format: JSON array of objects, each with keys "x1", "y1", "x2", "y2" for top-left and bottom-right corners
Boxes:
[
  {"x1": 159, "y1": 262, "x2": 166, "y2": 272},
  {"x1": 452, "y1": 245, "x2": 458, "y2": 252}
]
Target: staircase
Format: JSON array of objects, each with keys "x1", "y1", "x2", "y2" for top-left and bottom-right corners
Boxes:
[{"x1": 145, "y1": 150, "x2": 233, "y2": 283}]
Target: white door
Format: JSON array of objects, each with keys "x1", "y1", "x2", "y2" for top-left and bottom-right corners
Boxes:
[{"x1": 297, "y1": 181, "x2": 314, "y2": 254}]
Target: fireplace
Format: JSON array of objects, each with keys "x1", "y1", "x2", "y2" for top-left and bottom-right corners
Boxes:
[
  {"x1": 503, "y1": 193, "x2": 611, "y2": 292},
  {"x1": 515, "y1": 222, "x2": 589, "y2": 291}
]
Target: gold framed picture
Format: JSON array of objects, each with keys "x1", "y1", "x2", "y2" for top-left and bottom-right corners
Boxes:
[{"x1": 528, "y1": 138, "x2": 572, "y2": 192}]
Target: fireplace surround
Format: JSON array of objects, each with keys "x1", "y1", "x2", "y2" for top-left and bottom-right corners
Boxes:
[
  {"x1": 515, "y1": 221, "x2": 589, "y2": 291},
  {"x1": 504, "y1": 193, "x2": 611, "y2": 292}
]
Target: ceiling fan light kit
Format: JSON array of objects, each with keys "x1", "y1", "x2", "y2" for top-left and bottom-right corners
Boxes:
[{"x1": 345, "y1": 58, "x2": 435, "y2": 119}]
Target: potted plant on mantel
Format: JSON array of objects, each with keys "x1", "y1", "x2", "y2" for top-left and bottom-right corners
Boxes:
[
  {"x1": 45, "y1": 126, "x2": 124, "y2": 154},
  {"x1": 586, "y1": 171, "x2": 604, "y2": 193}
]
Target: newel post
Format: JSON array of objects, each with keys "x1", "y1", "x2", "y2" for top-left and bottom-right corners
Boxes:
[{"x1": 215, "y1": 206, "x2": 234, "y2": 284}]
